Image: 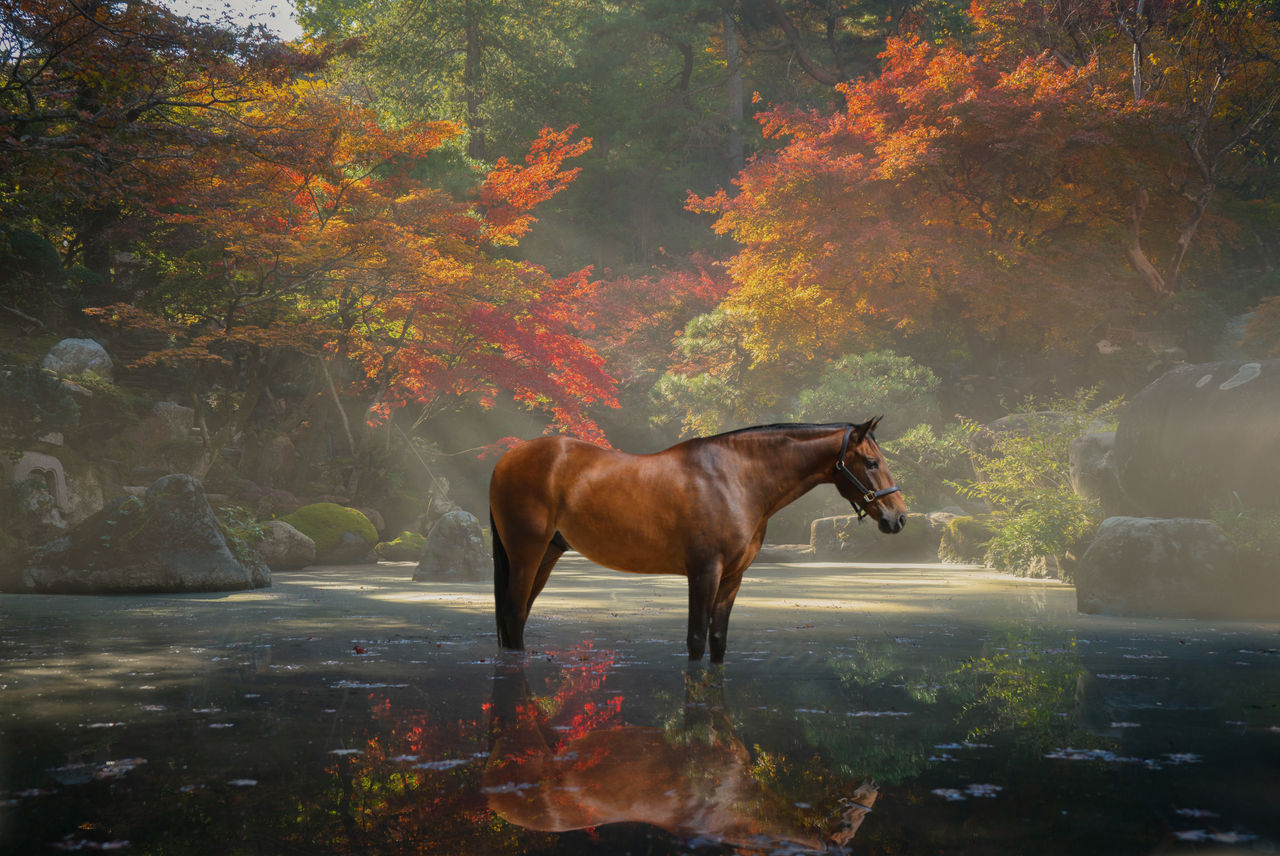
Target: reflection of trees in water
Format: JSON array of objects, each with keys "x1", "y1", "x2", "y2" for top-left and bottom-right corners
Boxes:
[{"x1": 283, "y1": 631, "x2": 1146, "y2": 854}]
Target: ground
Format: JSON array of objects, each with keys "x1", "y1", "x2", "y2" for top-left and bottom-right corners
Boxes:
[{"x1": 2, "y1": 557, "x2": 1278, "y2": 854}]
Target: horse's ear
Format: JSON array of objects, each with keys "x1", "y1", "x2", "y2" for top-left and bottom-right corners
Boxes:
[
  {"x1": 853, "y1": 418, "x2": 874, "y2": 444},
  {"x1": 870, "y1": 415, "x2": 884, "y2": 434}
]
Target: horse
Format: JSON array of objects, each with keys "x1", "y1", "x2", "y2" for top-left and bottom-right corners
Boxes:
[{"x1": 489, "y1": 419, "x2": 907, "y2": 662}]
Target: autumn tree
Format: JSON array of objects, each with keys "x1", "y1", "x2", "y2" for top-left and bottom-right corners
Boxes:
[
  {"x1": 87, "y1": 69, "x2": 615, "y2": 494},
  {"x1": 694, "y1": 1, "x2": 1280, "y2": 378},
  {"x1": 0, "y1": 0, "x2": 314, "y2": 309}
]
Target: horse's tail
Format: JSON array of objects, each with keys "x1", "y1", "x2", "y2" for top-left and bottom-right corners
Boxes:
[{"x1": 491, "y1": 510, "x2": 513, "y2": 647}]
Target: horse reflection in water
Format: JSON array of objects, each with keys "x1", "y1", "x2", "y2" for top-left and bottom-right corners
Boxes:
[{"x1": 483, "y1": 659, "x2": 877, "y2": 853}]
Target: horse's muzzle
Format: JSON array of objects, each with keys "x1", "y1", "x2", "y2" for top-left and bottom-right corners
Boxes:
[{"x1": 878, "y1": 512, "x2": 906, "y2": 535}]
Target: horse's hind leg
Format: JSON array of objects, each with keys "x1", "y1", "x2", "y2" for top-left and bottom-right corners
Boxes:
[
  {"x1": 493, "y1": 520, "x2": 556, "y2": 651},
  {"x1": 686, "y1": 561, "x2": 724, "y2": 662},
  {"x1": 526, "y1": 533, "x2": 567, "y2": 615}
]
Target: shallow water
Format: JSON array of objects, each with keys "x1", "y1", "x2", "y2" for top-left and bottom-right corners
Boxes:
[{"x1": 2, "y1": 556, "x2": 1278, "y2": 854}]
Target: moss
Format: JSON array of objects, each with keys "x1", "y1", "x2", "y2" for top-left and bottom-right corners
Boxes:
[
  {"x1": 938, "y1": 516, "x2": 994, "y2": 564},
  {"x1": 282, "y1": 503, "x2": 378, "y2": 553},
  {"x1": 375, "y1": 530, "x2": 426, "y2": 561}
]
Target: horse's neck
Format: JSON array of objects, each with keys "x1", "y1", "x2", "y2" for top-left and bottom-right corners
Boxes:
[{"x1": 727, "y1": 429, "x2": 841, "y2": 519}]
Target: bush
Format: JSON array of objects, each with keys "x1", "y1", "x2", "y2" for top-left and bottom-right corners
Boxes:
[
  {"x1": 883, "y1": 422, "x2": 974, "y2": 507},
  {"x1": 954, "y1": 391, "x2": 1121, "y2": 578},
  {"x1": 790, "y1": 350, "x2": 940, "y2": 440}
]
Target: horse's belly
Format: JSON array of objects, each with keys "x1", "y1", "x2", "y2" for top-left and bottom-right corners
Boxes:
[{"x1": 557, "y1": 522, "x2": 689, "y2": 576}]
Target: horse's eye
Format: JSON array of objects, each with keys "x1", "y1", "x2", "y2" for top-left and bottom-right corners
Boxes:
[{"x1": 864, "y1": 458, "x2": 879, "y2": 470}]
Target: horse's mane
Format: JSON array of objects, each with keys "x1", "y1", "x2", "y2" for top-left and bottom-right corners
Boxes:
[{"x1": 700, "y1": 421, "x2": 861, "y2": 442}]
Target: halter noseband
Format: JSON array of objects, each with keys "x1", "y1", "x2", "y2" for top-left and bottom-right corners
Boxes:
[{"x1": 835, "y1": 425, "x2": 901, "y2": 521}]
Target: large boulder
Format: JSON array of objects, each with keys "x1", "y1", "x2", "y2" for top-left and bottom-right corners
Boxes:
[
  {"x1": 0, "y1": 474, "x2": 270, "y2": 593},
  {"x1": 255, "y1": 520, "x2": 316, "y2": 571},
  {"x1": 1075, "y1": 516, "x2": 1255, "y2": 618},
  {"x1": 42, "y1": 338, "x2": 113, "y2": 379},
  {"x1": 1113, "y1": 360, "x2": 1280, "y2": 517},
  {"x1": 280, "y1": 503, "x2": 379, "y2": 564},
  {"x1": 809, "y1": 512, "x2": 943, "y2": 562},
  {"x1": 415, "y1": 510, "x2": 488, "y2": 579}
]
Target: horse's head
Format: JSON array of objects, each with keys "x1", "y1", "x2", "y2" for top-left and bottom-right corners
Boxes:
[{"x1": 834, "y1": 417, "x2": 908, "y2": 534}]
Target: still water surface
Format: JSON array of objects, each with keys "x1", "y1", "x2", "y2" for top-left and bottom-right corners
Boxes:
[{"x1": 2, "y1": 557, "x2": 1278, "y2": 854}]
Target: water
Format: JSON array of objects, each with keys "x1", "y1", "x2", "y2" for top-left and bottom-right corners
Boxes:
[{"x1": 2, "y1": 557, "x2": 1278, "y2": 854}]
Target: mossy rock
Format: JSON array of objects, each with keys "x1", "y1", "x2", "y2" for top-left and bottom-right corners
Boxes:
[
  {"x1": 281, "y1": 502, "x2": 378, "y2": 564},
  {"x1": 376, "y1": 530, "x2": 426, "y2": 562},
  {"x1": 938, "y1": 516, "x2": 994, "y2": 564}
]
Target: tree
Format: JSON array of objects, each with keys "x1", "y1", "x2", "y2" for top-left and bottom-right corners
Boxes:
[
  {"x1": 88, "y1": 74, "x2": 616, "y2": 493},
  {"x1": 0, "y1": 0, "x2": 313, "y2": 305}
]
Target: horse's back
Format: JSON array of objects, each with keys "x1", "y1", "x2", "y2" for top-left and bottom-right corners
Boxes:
[{"x1": 489, "y1": 436, "x2": 714, "y2": 573}]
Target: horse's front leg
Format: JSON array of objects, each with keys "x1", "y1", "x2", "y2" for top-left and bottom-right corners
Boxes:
[
  {"x1": 686, "y1": 562, "x2": 723, "y2": 661},
  {"x1": 708, "y1": 574, "x2": 743, "y2": 664}
]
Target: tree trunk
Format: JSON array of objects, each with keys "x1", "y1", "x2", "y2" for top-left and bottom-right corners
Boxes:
[
  {"x1": 724, "y1": 9, "x2": 745, "y2": 175},
  {"x1": 464, "y1": 5, "x2": 485, "y2": 160}
]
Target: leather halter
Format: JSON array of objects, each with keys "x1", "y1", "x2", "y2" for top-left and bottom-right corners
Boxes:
[{"x1": 835, "y1": 425, "x2": 902, "y2": 521}]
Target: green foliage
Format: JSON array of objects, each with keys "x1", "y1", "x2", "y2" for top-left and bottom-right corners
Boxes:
[
  {"x1": 955, "y1": 391, "x2": 1121, "y2": 577},
  {"x1": 790, "y1": 351, "x2": 941, "y2": 440},
  {"x1": 282, "y1": 503, "x2": 378, "y2": 553},
  {"x1": 216, "y1": 505, "x2": 267, "y2": 546},
  {"x1": 0, "y1": 226, "x2": 65, "y2": 306},
  {"x1": 0, "y1": 366, "x2": 80, "y2": 455},
  {"x1": 65, "y1": 372, "x2": 150, "y2": 432},
  {"x1": 1212, "y1": 506, "x2": 1280, "y2": 563},
  {"x1": 649, "y1": 309, "x2": 783, "y2": 436},
  {"x1": 882, "y1": 422, "x2": 974, "y2": 504}
]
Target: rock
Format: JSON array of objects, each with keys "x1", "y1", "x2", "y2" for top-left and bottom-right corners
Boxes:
[
  {"x1": 810, "y1": 512, "x2": 940, "y2": 562},
  {"x1": 1068, "y1": 431, "x2": 1129, "y2": 516},
  {"x1": 241, "y1": 432, "x2": 295, "y2": 490},
  {"x1": 255, "y1": 520, "x2": 316, "y2": 571},
  {"x1": 42, "y1": 338, "x2": 113, "y2": 379},
  {"x1": 11, "y1": 451, "x2": 68, "y2": 509},
  {"x1": 1113, "y1": 360, "x2": 1280, "y2": 517},
  {"x1": 359, "y1": 506, "x2": 387, "y2": 538},
  {"x1": 937, "y1": 516, "x2": 993, "y2": 564},
  {"x1": 415, "y1": 510, "x2": 488, "y2": 579},
  {"x1": 0, "y1": 474, "x2": 270, "y2": 593},
  {"x1": 754, "y1": 543, "x2": 816, "y2": 563},
  {"x1": 1075, "y1": 516, "x2": 1254, "y2": 618},
  {"x1": 120, "y1": 401, "x2": 203, "y2": 475},
  {"x1": 280, "y1": 503, "x2": 379, "y2": 564},
  {"x1": 376, "y1": 530, "x2": 426, "y2": 562}
]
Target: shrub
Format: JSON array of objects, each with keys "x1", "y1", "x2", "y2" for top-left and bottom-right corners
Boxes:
[
  {"x1": 954, "y1": 391, "x2": 1121, "y2": 578},
  {"x1": 883, "y1": 422, "x2": 974, "y2": 506}
]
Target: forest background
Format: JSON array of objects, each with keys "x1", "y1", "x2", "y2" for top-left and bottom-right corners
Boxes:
[{"x1": 2, "y1": 0, "x2": 1279, "y2": 565}]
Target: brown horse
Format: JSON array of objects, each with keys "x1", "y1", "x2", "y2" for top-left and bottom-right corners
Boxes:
[{"x1": 489, "y1": 419, "x2": 907, "y2": 662}]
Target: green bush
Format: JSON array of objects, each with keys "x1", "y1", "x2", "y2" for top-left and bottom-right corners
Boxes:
[
  {"x1": 790, "y1": 350, "x2": 940, "y2": 440},
  {"x1": 883, "y1": 422, "x2": 974, "y2": 505},
  {"x1": 954, "y1": 391, "x2": 1121, "y2": 578}
]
